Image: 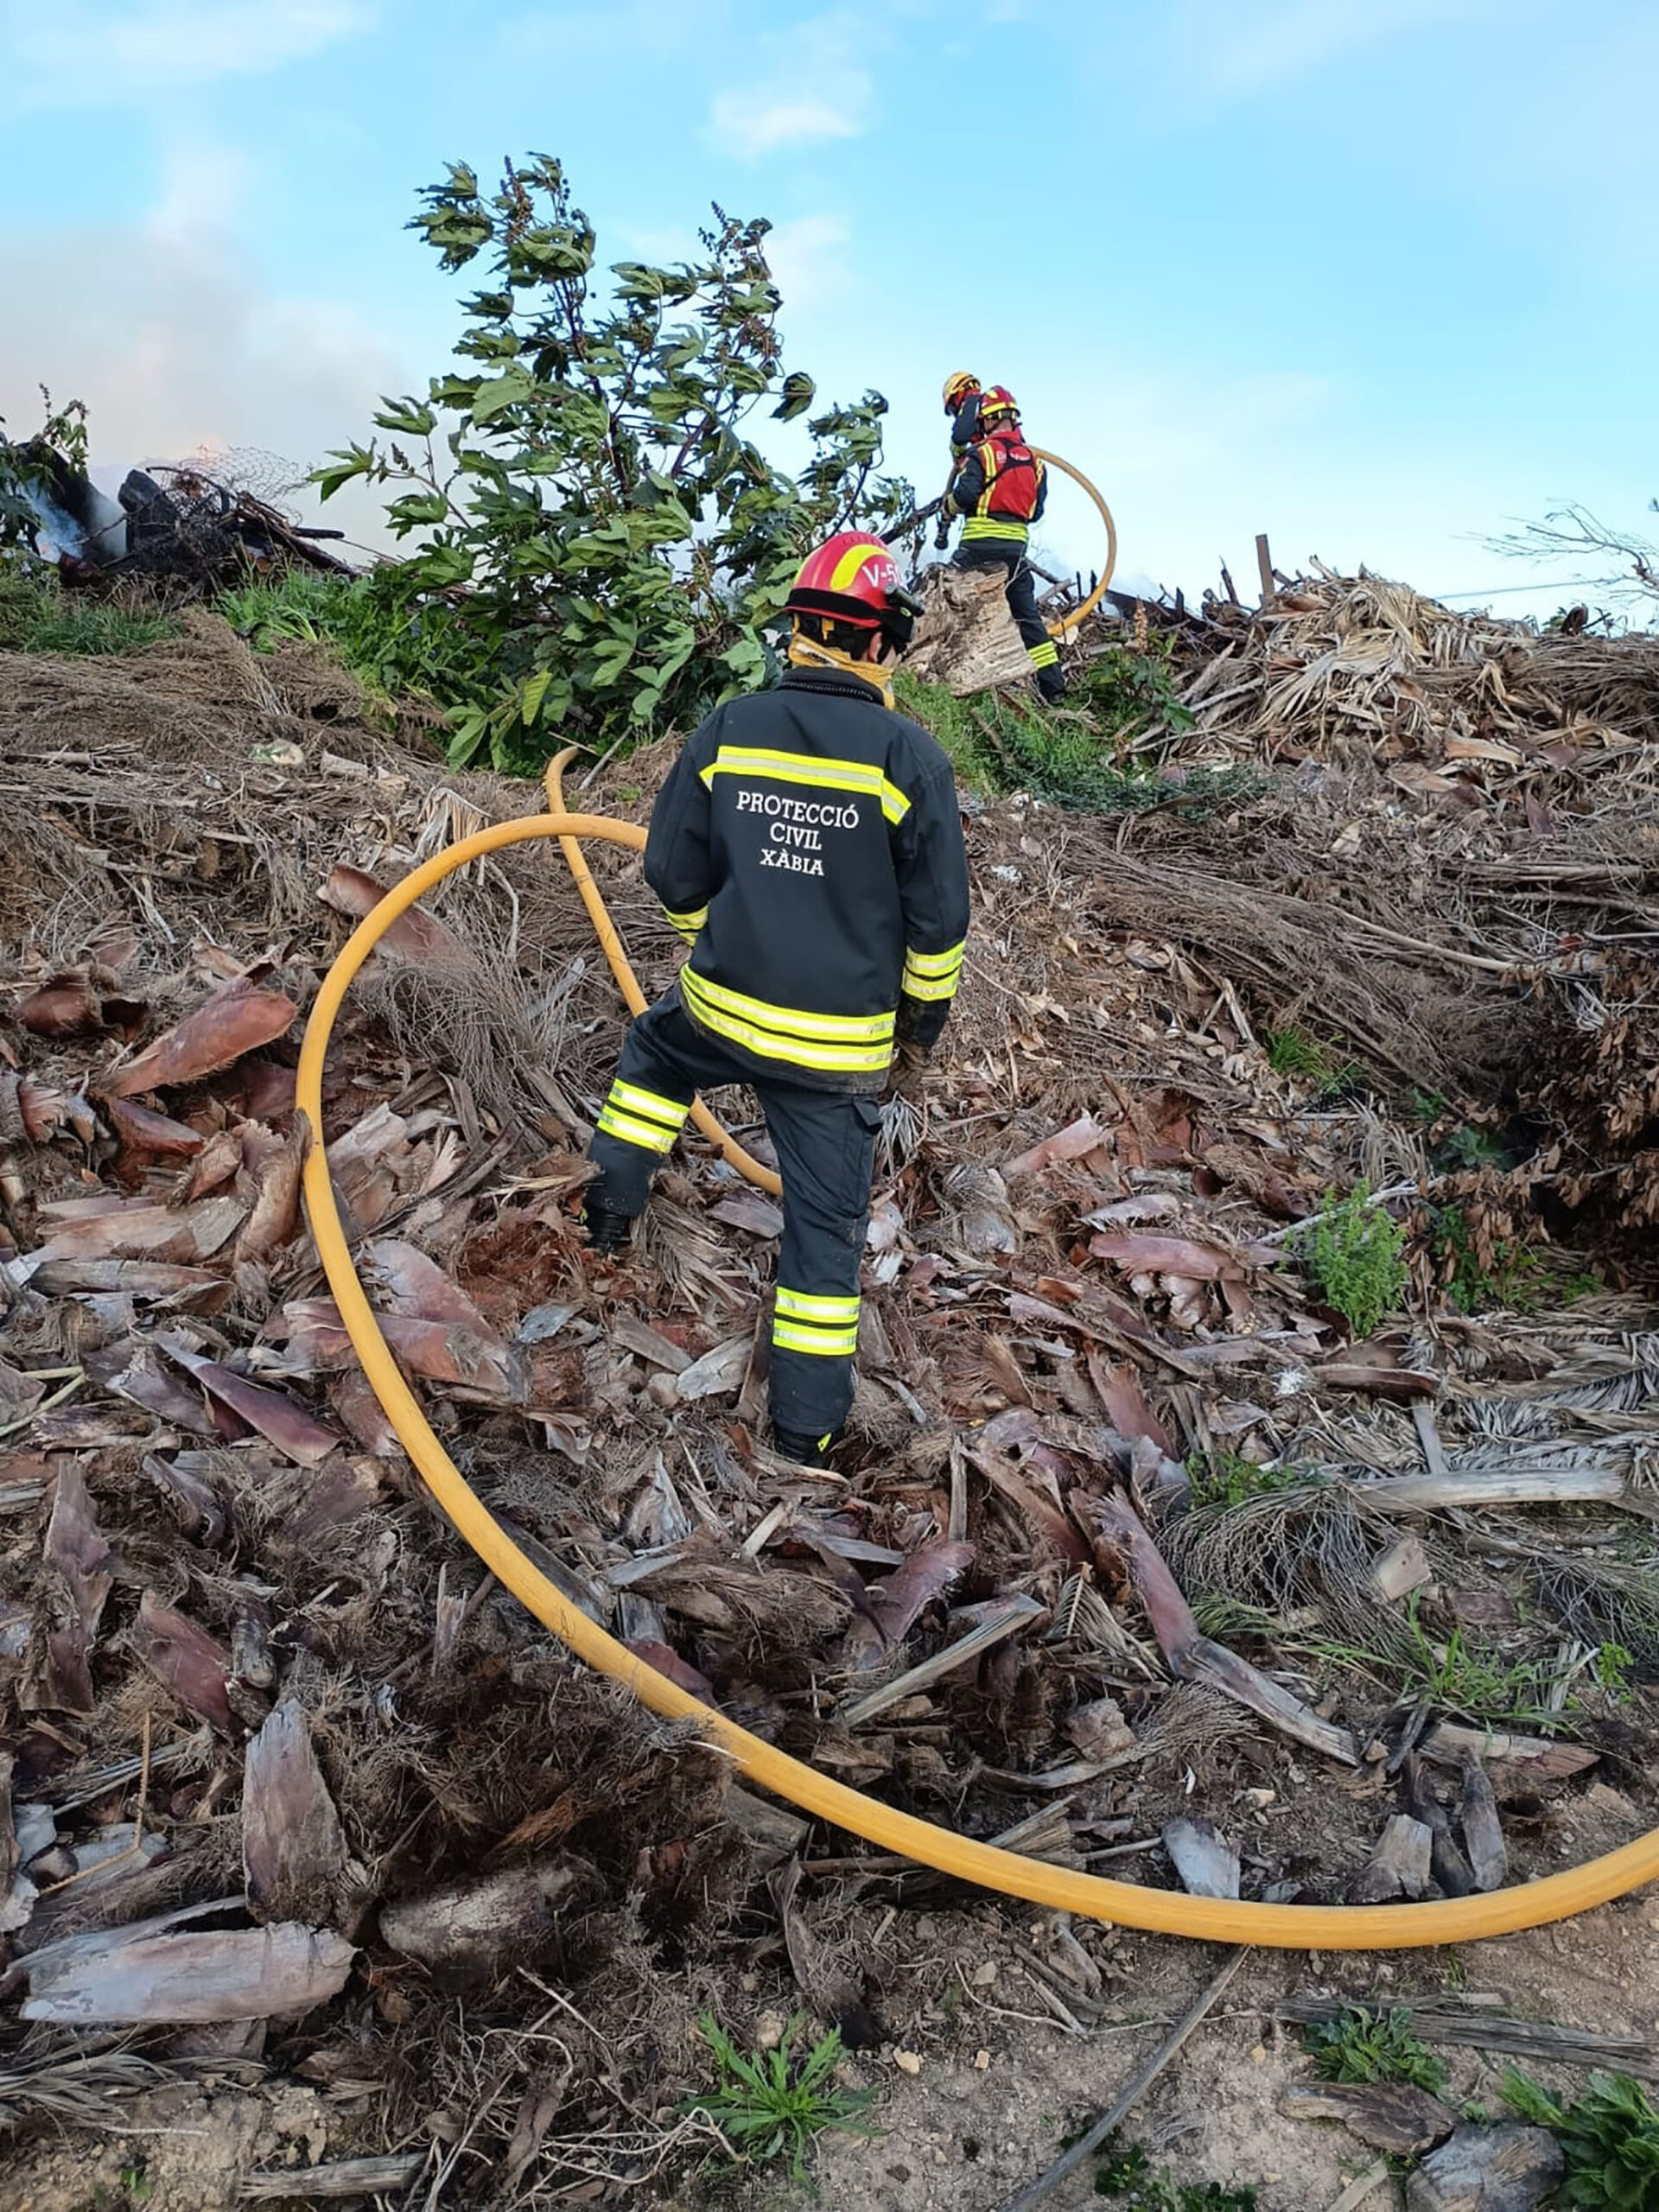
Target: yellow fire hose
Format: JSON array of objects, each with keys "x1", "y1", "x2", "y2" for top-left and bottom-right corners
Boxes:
[
  {"x1": 1029, "y1": 448, "x2": 1116, "y2": 640},
  {"x1": 297, "y1": 809, "x2": 1659, "y2": 1946}
]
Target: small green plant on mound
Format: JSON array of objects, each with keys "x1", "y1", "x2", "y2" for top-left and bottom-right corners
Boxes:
[
  {"x1": 1503, "y1": 2069, "x2": 1659, "y2": 2209},
  {"x1": 1305, "y1": 2005, "x2": 1448, "y2": 2094},
  {"x1": 1401, "y1": 1598, "x2": 1552, "y2": 1727},
  {"x1": 1078, "y1": 637, "x2": 1194, "y2": 740},
  {"x1": 1593, "y1": 1640, "x2": 1636, "y2": 1702},
  {"x1": 1184, "y1": 1447, "x2": 1313, "y2": 1510},
  {"x1": 686, "y1": 2013, "x2": 873, "y2": 2180},
  {"x1": 1266, "y1": 1026, "x2": 1363, "y2": 1099},
  {"x1": 1094, "y1": 2144, "x2": 1258, "y2": 2209},
  {"x1": 1294, "y1": 1183, "x2": 1408, "y2": 1338}
]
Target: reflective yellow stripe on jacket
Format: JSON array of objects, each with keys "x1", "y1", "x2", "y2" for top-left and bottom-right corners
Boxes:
[
  {"x1": 901, "y1": 938, "x2": 966, "y2": 1004},
  {"x1": 698, "y1": 745, "x2": 912, "y2": 827},
  {"x1": 680, "y1": 967, "x2": 895, "y2": 1075},
  {"x1": 661, "y1": 902, "x2": 707, "y2": 944},
  {"x1": 962, "y1": 515, "x2": 1029, "y2": 543}
]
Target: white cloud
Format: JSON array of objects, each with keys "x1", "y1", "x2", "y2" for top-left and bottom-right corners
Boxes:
[
  {"x1": 1170, "y1": 0, "x2": 1521, "y2": 94},
  {"x1": 146, "y1": 146, "x2": 252, "y2": 244},
  {"x1": 764, "y1": 213, "x2": 852, "y2": 309},
  {"x1": 505, "y1": 0, "x2": 726, "y2": 60},
  {"x1": 2, "y1": 0, "x2": 372, "y2": 113},
  {"x1": 0, "y1": 166, "x2": 404, "y2": 552},
  {"x1": 706, "y1": 13, "x2": 874, "y2": 157}
]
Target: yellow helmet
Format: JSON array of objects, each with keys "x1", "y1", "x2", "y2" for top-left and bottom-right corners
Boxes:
[{"x1": 942, "y1": 370, "x2": 979, "y2": 416}]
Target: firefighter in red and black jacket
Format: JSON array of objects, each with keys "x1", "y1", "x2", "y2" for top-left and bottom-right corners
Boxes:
[
  {"x1": 582, "y1": 532, "x2": 971, "y2": 1469},
  {"x1": 937, "y1": 383, "x2": 1065, "y2": 703}
]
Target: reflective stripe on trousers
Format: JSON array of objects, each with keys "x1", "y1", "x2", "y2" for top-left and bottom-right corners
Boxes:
[{"x1": 587, "y1": 995, "x2": 879, "y2": 1435}]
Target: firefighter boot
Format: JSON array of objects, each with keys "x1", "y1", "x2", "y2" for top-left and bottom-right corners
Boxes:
[
  {"x1": 772, "y1": 1425, "x2": 842, "y2": 1470},
  {"x1": 582, "y1": 1204, "x2": 636, "y2": 1255}
]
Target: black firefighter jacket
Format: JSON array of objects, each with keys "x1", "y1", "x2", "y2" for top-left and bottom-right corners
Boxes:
[{"x1": 641, "y1": 664, "x2": 971, "y2": 1094}]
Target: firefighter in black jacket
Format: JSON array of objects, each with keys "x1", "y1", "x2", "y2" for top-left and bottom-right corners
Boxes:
[
  {"x1": 937, "y1": 384, "x2": 1065, "y2": 704},
  {"x1": 582, "y1": 531, "x2": 971, "y2": 1468}
]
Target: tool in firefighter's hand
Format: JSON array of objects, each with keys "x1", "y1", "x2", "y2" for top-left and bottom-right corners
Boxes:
[
  {"x1": 886, "y1": 492, "x2": 946, "y2": 544},
  {"x1": 933, "y1": 516, "x2": 952, "y2": 552}
]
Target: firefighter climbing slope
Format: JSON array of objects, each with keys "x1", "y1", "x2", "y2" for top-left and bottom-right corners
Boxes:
[
  {"x1": 938, "y1": 377, "x2": 1065, "y2": 703},
  {"x1": 582, "y1": 531, "x2": 971, "y2": 1470}
]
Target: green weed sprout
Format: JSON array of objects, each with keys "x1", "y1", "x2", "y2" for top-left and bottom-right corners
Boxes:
[
  {"x1": 687, "y1": 2012, "x2": 873, "y2": 2180},
  {"x1": 1305, "y1": 2005, "x2": 1448, "y2": 2094}
]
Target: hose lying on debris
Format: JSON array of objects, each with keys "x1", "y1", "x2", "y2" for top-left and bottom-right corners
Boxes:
[{"x1": 298, "y1": 810, "x2": 1659, "y2": 1947}]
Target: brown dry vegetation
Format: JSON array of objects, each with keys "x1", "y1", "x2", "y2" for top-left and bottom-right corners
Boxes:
[{"x1": 2, "y1": 578, "x2": 1657, "y2": 2207}]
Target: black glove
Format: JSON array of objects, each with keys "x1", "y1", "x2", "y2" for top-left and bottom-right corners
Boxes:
[{"x1": 882, "y1": 1039, "x2": 930, "y2": 1103}]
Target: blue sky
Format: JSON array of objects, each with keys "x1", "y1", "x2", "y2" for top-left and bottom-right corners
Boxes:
[{"x1": 3, "y1": 0, "x2": 1655, "y2": 618}]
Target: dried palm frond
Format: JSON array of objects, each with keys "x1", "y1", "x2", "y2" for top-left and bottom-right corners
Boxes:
[
  {"x1": 1530, "y1": 1549, "x2": 1659, "y2": 1676},
  {"x1": 0, "y1": 2045, "x2": 254, "y2": 2134},
  {"x1": 1162, "y1": 1483, "x2": 1405, "y2": 1659},
  {"x1": 640, "y1": 1191, "x2": 745, "y2": 1317},
  {"x1": 1048, "y1": 1573, "x2": 1162, "y2": 1681}
]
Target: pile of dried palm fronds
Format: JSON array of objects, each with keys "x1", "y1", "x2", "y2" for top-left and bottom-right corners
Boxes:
[{"x1": 2, "y1": 601, "x2": 1658, "y2": 2200}]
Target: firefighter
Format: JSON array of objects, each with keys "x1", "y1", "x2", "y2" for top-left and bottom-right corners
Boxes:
[
  {"x1": 942, "y1": 368, "x2": 982, "y2": 454},
  {"x1": 936, "y1": 384, "x2": 1065, "y2": 704},
  {"x1": 582, "y1": 531, "x2": 971, "y2": 1469}
]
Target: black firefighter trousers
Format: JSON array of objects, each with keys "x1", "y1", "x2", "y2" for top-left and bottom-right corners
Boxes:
[
  {"x1": 954, "y1": 537, "x2": 1065, "y2": 702},
  {"x1": 587, "y1": 993, "x2": 880, "y2": 1442}
]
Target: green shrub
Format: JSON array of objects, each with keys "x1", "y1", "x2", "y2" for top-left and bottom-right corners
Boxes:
[
  {"x1": 318, "y1": 152, "x2": 913, "y2": 772},
  {"x1": 1078, "y1": 638, "x2": 1194, "y2": 740},
  {"x1": 1503, "y1": 2069, "x2": 1659, "y2": 2208},
  {"x1": 1295, "y1": 1182, "x2": 1408, "y2": 1338}
]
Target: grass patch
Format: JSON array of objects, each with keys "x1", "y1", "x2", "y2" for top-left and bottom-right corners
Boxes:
[
  {"x1": 1305, "y1": 2005, "x2": 1448, "y2": 2095},
  {"x1": 684, "y1": 2012, "x2": 873, "y2": 2181},
  {"x1": 0, "y1": 569, "x2": 179, "y2": 656},
  {"x1": 1266, "y1": 1027, "x2": 1363, "y2": 1100},
  {"x1": 894, "y1": 670, "x2": 1262, "y2": 817},
  {"x1": 217, "y1": 567, "x2": 492, "y2": 728},
  {"x1": 1294, "y1": 1182, "x2": 1408, "y2": 1338},
  {"x1": 1185, "y1": 1449, "x2": 1313, "y2": 1510},
  {"x1": 1503, "y1": 2069, "x2": 1659, "y2": 2208},
  {"x1": 1401, "y1": 1598, "x2": 1552, "y2": 1727},
  {"x1": 1430, "y1": 1205, "x2": 1603, "y2": 1316},
  {"x1": 1094, "y1": 2145, "x2": 1259, "y2": 2209}
]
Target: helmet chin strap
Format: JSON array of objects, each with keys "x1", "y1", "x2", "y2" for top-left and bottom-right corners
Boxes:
[{"x1": 788, "y1": 632, "x2": 895, "y2": 710}]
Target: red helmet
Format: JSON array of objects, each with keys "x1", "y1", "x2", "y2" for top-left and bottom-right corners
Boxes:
[
  {"x1": 785, "y1": 531, "x2": 924, "y2": 648},
  {"x1": 979, "y1": 384, "x2": 1019, "y2": 423}
]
